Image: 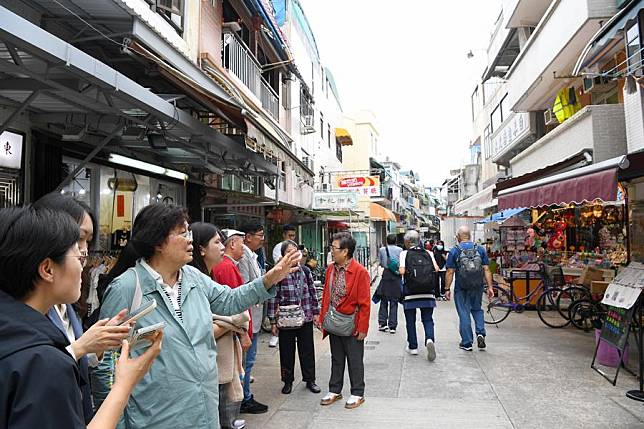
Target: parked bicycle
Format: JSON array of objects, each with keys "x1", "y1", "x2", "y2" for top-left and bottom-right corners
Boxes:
[{"x1": 483, "y1": 264, "x2": 591, "y2": 328}]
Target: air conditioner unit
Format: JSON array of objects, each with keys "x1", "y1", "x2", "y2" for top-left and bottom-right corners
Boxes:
[
  {"x1": 300, "y1": 114, "x2": 315, "y2": 135},
  {"x1": 544, "y1": 109, "x2": 558, "y2": 126},
  {"x1": 583, "y1": 76, "x2": 611, "y2": 93},
  {"x1": 321, "y1": 183, "x2": 330, "y2": 191}
]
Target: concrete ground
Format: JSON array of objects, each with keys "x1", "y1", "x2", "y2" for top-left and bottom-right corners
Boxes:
[{"x1": 244, "y1": 282, "x2": 644, "y2": 429}]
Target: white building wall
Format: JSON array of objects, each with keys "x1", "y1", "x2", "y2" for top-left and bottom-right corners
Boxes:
[{"x1": 624, "y1": 85, "x2": 644, "y2": 154}]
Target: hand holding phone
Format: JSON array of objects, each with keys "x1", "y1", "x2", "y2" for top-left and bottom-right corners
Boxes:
[
  {"x1": 108, "y1": 299, "x2": 157, "y2": 327},
  {"x1": 129, "y1": 322, "x2": 166, "y2": 350}
]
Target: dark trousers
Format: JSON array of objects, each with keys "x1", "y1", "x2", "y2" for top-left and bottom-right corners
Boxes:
[
  {"x1": 329, "y1": 334, "x2": 365, "y2": 396},
  {"x1": 436, "y1": 271, "x2": 447, "y2": 296},
  {"x1": 278, "y1": 321, "x2": 316, "y2": 383},
  {"x1": 378, "y1": 297, "x2": 398, "y2": 329}
]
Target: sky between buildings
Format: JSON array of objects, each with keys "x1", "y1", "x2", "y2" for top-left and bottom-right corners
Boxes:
[{"x1": 301, "y1": 0, "x2": 502, "y2": 186}]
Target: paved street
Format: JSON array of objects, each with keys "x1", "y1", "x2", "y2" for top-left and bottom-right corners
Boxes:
[{"x1": 246, "y1": 280, "x2": 644, "y2": 429}]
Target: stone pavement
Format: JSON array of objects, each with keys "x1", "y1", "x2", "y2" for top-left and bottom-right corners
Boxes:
[{"x1": 245, "y1": 284, "x2": 644, "y2": 428}]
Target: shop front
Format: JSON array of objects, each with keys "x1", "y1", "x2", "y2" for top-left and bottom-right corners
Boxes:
[{"x1": 0, "y1": 130, "x2": 24, "y2": 207}]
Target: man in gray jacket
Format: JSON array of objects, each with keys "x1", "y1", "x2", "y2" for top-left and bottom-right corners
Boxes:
[{"x1": 238, "y1": 223, "x2": 267, "y2": 414}]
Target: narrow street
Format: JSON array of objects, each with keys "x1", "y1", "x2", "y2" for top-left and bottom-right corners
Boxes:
[{"x1": 247, "y1": 278, "x2": 644, "y2": 429}]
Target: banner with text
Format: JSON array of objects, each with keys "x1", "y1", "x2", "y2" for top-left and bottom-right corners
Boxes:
[{"x1": 335, "y1": 175, "x2": 381, "y2": 196}]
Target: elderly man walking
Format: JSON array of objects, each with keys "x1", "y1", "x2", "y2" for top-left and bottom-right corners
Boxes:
[
  {"x1": 445, "y1": 226, "x2": 495, "y2": 351},
  {"x1": 399, "y1": 230, "x2": 440, "y2": 361},
  {"x1": 377, "y1": 234, "x2": 402, "y2": 333}
]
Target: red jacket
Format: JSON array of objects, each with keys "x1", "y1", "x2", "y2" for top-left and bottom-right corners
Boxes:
[
  {"x1": 211, "y1": 256, "x2": 253, "y2": 336},
  {"x1": 319, "y1": 258, "x2": 371, "y2": 336}
]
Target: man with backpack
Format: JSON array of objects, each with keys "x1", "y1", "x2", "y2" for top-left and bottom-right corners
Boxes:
[
  {"x1": 377, "y1": 234, "x2": 402, "y2": 333},
  {"x1": 399, "y1": 230, "x2": 440, "y2": 361},
  {"x1": 445, "y1": 226, "x2": 495, "y2": 351}
]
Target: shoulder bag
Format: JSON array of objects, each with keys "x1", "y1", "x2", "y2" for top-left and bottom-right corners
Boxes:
[
  {"x1": 276, "y1": 269, "x2": 305, "y2": 330},
  {"x1": 322, "y1": 268, "x2": 356, "y2": 337},
  {"x1": 385, "y1": 246, "x2": 400, "y2": 276}
]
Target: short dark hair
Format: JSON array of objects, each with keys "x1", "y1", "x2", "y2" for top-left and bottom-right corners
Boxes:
[
  {"x1": 386, "y1": 234, "x2": 397, "y2": 245},
  {"x1": 188, "y1": 222, "x2": 222, "y2": 275},
  {"x1": 281, "y1": 240, "x2": 298, "y2": 257},
  {"x1": 0, "y1": 206, "x2": 80, "y2": 300},
  {"x1": 283, "y1": 224, "x2": 296, "y2": 233},
  {"x1": 33, "y1": 192, "x2": 97, "y2": 245},
  {"x1": 333, "y1": 232, "x2": 356, "y2": 258},
  {"x1": 99, "y1": 204, "x2": 188, "y2": 291},
  {"x1": 239, "y1": 222, "x2": 264, "y2": 235}
]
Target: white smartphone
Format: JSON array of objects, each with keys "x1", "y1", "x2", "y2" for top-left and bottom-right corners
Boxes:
[
  {"x1": 129, "y1": 321, "x2": 166, "y2": 349},
  {"x1": 119, "y1": 299, "x2": 157, "y2": 326}
]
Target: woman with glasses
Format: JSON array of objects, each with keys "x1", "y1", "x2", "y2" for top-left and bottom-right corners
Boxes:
[
  {"x1": 0, "y1": 206, "x2": 162, "y2": 428},
  {"x1": 34, "y1": 192, "x2": 132, "y2": 424},
  {"x1": 93, "y1": 204, "x2": 301, "y2": 429}
]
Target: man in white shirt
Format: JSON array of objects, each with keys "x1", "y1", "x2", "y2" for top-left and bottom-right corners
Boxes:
[{"x1": 272, "y1": 224, "x2": 297, "y2": 264}]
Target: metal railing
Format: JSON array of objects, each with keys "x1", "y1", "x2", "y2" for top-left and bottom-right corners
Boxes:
[
  {"x1": 260, "y1": 79, "x2": 279, "y2": 120},
  {"x1": 222, "y1": 32, "x2": 279, "y2": 120}
]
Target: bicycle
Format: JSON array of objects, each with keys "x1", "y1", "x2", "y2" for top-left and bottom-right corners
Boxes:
[{"x1": 483, "y1": 264, "x2": 591, "y2": 328}]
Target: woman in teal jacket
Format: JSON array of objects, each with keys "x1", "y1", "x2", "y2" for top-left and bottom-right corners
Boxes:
[{"x1": 92, "y1": 204, "x2": 299, "y2": 428}]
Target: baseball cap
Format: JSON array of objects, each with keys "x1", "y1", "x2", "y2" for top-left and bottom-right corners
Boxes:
[{"x1": 221, "y1": 229, "x2": 245, "y2": 243}]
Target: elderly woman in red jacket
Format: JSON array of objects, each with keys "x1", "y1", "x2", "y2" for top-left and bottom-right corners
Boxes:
[{"x1": 315, "y1": 232, "x2": 371, "y2": 410}]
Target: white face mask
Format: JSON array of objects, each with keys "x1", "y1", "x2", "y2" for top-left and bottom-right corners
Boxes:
[{"x1": 436, "y1": 245, "x2": 444, "y2": 251}]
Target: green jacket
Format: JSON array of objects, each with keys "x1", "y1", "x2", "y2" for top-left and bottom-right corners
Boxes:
[{"x1": 92, "y1": 261, "x2": 274, "y2": 429}]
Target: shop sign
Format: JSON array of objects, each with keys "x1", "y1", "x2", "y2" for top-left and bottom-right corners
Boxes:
[
  {"x1": 491, "y1": 112, "x2": 531, "y2": 160},
  {"x1": 0, "y1": 131, "x2": 23, "y2": 170},
  {"x1": 313, "y1": 191, "x2": 358, "y2": 210},
  {"x1": 419, "y1": 227, "x2": 429, "y2": 232},
  {"x1": 601, "y1": 261, "x2": 644, "y2": 309},
  {"x1": 335, "y1": 175, "x2": 381, "y2": 196}
]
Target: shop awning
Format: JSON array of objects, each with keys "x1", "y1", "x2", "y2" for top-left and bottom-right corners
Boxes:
[
  {"x1": 453, "y1": 184, "x2": 497, "y2": 215},
  {"x1": 476, "y1": 207, "x2": 527, "y2": 224},
  {"x1": 573, "y1": 0, "x2": 644, "y2": 75},
  {"x1": 370, "y1": 203, "x2": 396, "y2": 222},
  {"x1": 336, "y1": 128, "x2": 353, "y2": 146},
  {"x1": 498, "y1": 156, "x2": 629, "y2": 209}
]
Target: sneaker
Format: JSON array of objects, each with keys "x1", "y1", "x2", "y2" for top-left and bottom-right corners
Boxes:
[
  {"x1": 320, "y1": 392, "x2": 343, "y2": 406},
  {"x1": 268, "y1": 335, "x2": 279, "y2": 348},
  {"x1": 425, "y1": 339, "x2": 436, "y2": 361},
  {"x1": 405, "y1": 347, "x2": 418, "y2": 356},
  {"x1": 232, "y1": 419, "x2": 246, "y2": 429},
  {"x1": 345, "y1": 395, "x2": 365, "y2": 409},
  {"x1": 477, "y1": 335, "x2": 486, "y2": 350},
  {"x1": 459, "y1": 343, "x2": 473, "y2": 351},
  {"x1": 240, "y1": 397, "x2": 268, "y2": 414},
  {"x1": 389, "y1": 329, "x2": 396, "y2": 334},
  {"x1": 378, "y1": 325, "x2": 389, "y2": 332}
]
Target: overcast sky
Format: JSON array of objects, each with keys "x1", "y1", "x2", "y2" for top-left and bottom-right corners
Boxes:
[{"x1": 300, "y1": 0, "x2": 503, "y2": 186}]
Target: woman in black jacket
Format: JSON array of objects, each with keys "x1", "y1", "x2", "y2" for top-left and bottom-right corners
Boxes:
[
  {"x1": 433, "y1": 240, "x2": 448, "y2": 300},
  {"x1": 0, "y1": 206, "x2": 161, "y2": 429}
]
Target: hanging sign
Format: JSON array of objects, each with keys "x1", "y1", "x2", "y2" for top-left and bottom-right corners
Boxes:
[
  {"x1": 335, "y1": 175, "x2": 381, "y2": 196},
  {"x1": 313, "y1": 191, "x2": 358, "y2": 210},
  {"x1": 0, "y1": 131, "x2": 23, "y2": 170}
]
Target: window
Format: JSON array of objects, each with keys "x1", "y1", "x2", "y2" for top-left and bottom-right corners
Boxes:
[
  {"x1": 490, "y1": 105, "x2": 502, "y2": 133},
  {"x1": 327, "y1": 124, "x2": 331, "y2": 148},
  {"x1": 320, "y1": 113, "x2": 324, "y2": 139},
  {"x1": 471, "y1": 86, "x2": 480, "y2": 121},
  {"x1": 336, "y1": 139, "x2": 342, "y2": 162},
  {"x1": 626, "y1": 22, "x2": 642, "y2": 75},
  {"x1": 147, "y1": 0, "x2": 184, "y2": 34},
  {"x1": 483, "y1": 125, "x2": 492, "y2": 160}
]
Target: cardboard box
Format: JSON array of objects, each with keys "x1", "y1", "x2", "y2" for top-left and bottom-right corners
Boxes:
[
  {"x1": 591, "y1": 281, "x2": 609, "y2": 294},
  {"x1": 577, "y1": 266, "x2": 604, "y2": 287}
]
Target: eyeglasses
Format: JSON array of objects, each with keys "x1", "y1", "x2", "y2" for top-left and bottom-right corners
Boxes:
[
  {"x1": 174, "y1": 229, "x2": 193, "y2": 241},
  {"x1": 68, "y1": 252, "x2": 88, "y2": 267},
  {"x1": 248, "y1": 232, "x2": 265, "y2": 238},
  {"x1": 330, "y1": 245, "x2": 344, "y2": 251}
]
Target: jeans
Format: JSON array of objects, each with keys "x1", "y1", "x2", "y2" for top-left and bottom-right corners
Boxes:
[
  {"x1": 242, "y1": 332, "x2": 259, "y2": 402},
  {"x1": 454, "y1": 287, "x2": 486, "y2": 347},
  {"x1": 436, "y1": 271, "x2": 447, "y2": 296},
  {"x1": 378, "y1": 297, "x2": 398, "y2": 329},
  {"x1": 278, "y1": 322, "x2": 315, "y2": 383},
  {"x1": 328, "y1": 334, "x2": 365, "y2": 396},
  {"x1": 404, "y1": 307, "x2": 435, "y2": 349}
]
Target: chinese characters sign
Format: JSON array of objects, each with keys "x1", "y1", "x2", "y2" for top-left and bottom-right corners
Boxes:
[
  {"x1": 0, "y1": 131, "x2": 23, "y2": 170},
  {"x1": 491, "y1": 112, "x2": 531, "y2": 160},
  {"x1": 313, "y1": 192, "x2": 358, "y2": 210},
  {"x1": 335, "y1": 175, "x2": 381, "y2": 196}
]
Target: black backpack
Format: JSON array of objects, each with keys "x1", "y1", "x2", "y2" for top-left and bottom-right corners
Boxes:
[
  {"x1": 404, "y1": 248, "x2": 436, "y2": 295},
  {"x1": 456, "y1": 244, "x2": 484, "y2": 290}
]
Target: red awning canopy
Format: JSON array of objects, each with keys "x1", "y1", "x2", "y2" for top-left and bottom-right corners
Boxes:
[{"x1": 498, "y1": 168, "x2": 618, "y2": 210}]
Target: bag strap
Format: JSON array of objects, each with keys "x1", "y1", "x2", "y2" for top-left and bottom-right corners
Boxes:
[
  {"x1": 385, "y1": 245, "x2": 391, "y2": 263},
  {"x1": 128, "y1": 267, "x2": 143, "y2": 311}
]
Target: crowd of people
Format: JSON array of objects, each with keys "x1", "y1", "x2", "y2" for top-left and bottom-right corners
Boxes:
[{"x1": 0, "y1": 194, "x2": 375, "y2": 429}]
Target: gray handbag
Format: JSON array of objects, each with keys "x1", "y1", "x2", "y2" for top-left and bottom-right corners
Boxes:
[{"x1": 322, "y1": 268, "x2": 356, "y2": 337}]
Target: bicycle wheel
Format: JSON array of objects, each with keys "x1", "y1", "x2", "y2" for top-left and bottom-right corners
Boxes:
[
  {"x1": 536, "y1": 288, "x2": 571, "y2": 328},
  {"x1": 483, "y1": 285, "x2": 512, "y2": 325},
  {"x1": 557, "y1": 286, "x2": 592, "y2": 320},
  {"x1": 569, "y1": 298, "x2": 600, "y2": 331}
]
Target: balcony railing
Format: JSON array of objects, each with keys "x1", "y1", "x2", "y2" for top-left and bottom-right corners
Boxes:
[{"x1": 222, "y1": 32, "x2": 279, "y2": 120}]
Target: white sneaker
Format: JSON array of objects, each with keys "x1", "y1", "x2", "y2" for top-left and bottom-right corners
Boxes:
[
  {"x1": 425, "y1": 339, "x2": 436, "y2": 362},
  {"x1": 268, "y1": 335, "x2": 279, "y2": 348},
  {"x1": 344, "y1": 395, "x2": 365, "y2": 409},
  {"x1": 405, "y1": 347, "x2": 418, "y2": 356},
  {"x1": 389, "y1": 329, "x2": 396, "y2": 334}
]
